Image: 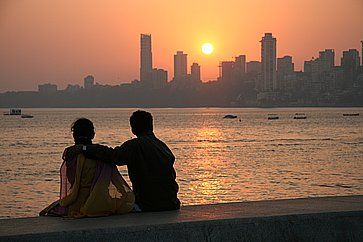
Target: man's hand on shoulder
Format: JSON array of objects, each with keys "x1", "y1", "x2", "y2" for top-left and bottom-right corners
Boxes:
[
  {"x1": 63, "y1": 145, "x2": 83, "y2": 160},
  {"x1": 81, "y1": 144, "x2": 115, "y2": 162},
  {"x1": 64, "y1": 143, "x2": 126, "y2": 165}
]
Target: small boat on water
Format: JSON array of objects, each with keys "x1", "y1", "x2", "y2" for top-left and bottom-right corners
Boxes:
[
  {"x1": 3, "y1": 108, "x2": 22, "y2": 115},
  {"x1": 293, "y1": 113, "x2": 307, "y2": 119},
  {"x1": 343, "y1": 113, "x2": 359, "y2": 116},
  {"x1": 267, "y1": 114, "x2": 279, "y2": 120},
  {"x1": 223, "y1": 114, "x2": 237, "y2": 119},
  {"x1": 21, "y1": 114, "x2": 34, "y2": 118}
]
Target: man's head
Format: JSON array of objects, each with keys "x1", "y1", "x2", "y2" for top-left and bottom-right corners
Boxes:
[
  {"x1": 130, "y1": 110, "x2": 153, "y2": 136},
  {"x1": 71, "y1": 118, "x2": 95, "y2": 144}
]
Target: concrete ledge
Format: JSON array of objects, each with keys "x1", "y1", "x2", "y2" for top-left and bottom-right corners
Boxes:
[{"x1": 1, "y1": 195, "x2": 362, "y2": 241}]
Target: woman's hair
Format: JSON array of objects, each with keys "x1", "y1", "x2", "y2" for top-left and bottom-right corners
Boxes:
[{"x1": 71, "y1": 118, "x2": 95, "y2": 144}]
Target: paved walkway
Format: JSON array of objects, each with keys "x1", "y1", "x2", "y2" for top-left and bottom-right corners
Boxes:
[{"x1": 1, "y1": 195, "x2": 362, "y2": 241}]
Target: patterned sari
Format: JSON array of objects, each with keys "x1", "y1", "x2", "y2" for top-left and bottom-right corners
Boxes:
[{"x1": 40, "y1": 149, "x2": 134, "y2": 218}]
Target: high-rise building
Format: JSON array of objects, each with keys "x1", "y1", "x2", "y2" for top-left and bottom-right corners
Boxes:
[
  {"x1": 151, "y1": 68, "x2": 168, "y2": 89},
  {"x1": 173, "y1": 51, "x2": 187, "y2": 81},
  {"x1": 65, "y1": 84, "x2": 81, "y2": 93},
  {"x1": 246, "y1": 61, "x2": 261, "y2": 74},
  {"x1": 84, "y1": 75, "x2": 95, "y2": 89},
  {"x1": 277, "y1": 56, "x2": 294, "y2": 90},
  {"x1": 304, "y1": 57, "x2": 324, "y2": 94},
  {"x1": 38, "y1": 83, "x2": 58, "y2": 93},
  {"x1": 304, "y1": 60, "x2": 313, "y2": 73},
  {"x1": 261, "y1": 33, "x2": 277, "y2": 92},
  {"x1": 303, "y1": 49, "x2": 336, "y2": 94},
  {"x1": 319, "y1": 49, "x2": 335, "y2": 70},
  {"x1": 220, "y1": 61, "x2": 234, "y2": 82},
  {"x1": 341, "y1": 49, "x2": 360, "y2": 88},
  {"x1": 140, "y1": 34, "x2": 153, "y2": 82},
  {"x1": 277, "y1": 56, "x2": 294, "y2": 74},
  {"x1": 234, "y1": 55, "x2": 246, "y2": 79},
  {"x1": 190, "y1": 63, "x2": 201, "y2": 82}
]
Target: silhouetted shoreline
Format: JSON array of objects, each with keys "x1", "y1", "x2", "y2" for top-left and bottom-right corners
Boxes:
[{"x1": 1, "y1": 87, "x2": 362, "y2": 108}]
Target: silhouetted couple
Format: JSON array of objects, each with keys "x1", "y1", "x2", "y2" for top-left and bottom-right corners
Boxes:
[{"x1": 40, "y1": 110, "x2": 180, "y2": 218}]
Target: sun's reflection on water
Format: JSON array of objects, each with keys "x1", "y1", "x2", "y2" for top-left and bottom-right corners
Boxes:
[{"x1": 1, "y1": 108, "x2": 362, "y2": 218}]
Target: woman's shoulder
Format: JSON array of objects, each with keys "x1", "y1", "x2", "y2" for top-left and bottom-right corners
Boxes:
[{"x1": 62, "y1": 145, "x2": 78, "y2": 161}]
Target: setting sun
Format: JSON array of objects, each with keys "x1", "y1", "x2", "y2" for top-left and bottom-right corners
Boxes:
[{"x1": 201, "y1": 43, "x2": 214, "y2": 55}]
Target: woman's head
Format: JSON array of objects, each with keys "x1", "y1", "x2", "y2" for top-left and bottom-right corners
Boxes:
[{"x1": 71, "y1": 118, "x2": 95, "y2": 144}]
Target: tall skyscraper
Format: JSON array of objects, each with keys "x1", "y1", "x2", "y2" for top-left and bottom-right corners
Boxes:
[
  {"x1": 319, "y1": 49, "x2": 335, "y2": 70},
  {"x1": 173, "y1": 51, "x2": 187, "y2": 81},
  {"x1": 220, "y1": 61, "x2": 234, "y2": 82},
  {"x1": 84, "y1": 75, "x2": 95, "y2": 89},
  {"x1": 341, "y1": 49, "x2": 360, "y2": 88},
  {"x1": 234, "y1": 55, "x2": 246, "y2": 78},
  {"x1": 277, "y1": 56, "x2": 294, "y2": 90},
  {"x1": 261, "y1": 33, "x2": 277, "y2": 92},
  {"x1": 304, "y1": 57, "x2": 325, "y2": 94},
  {"x1": 190, "y1": 63, "x2": 201, "y2": 82},
  {"x1": 140, "y1": 34, "x2": 153, "y2": 82}
]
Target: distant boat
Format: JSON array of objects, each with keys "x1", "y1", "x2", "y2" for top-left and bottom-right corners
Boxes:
[
  {"x1": 267, "y1": 114, "x2": 279, "y2": 120},
  {"x1": 3, "y1": 108, "x2": 22, "y2": 115},
  {"x1": 293, "y1": 113, "x2": 307, "y2": 119},
  {"x1": 343, "y1": 113, "x2": 359, "y2": 116},
  {"x1": 21, "y1": 114, "x2": 34, "y2": 119},
  {"x1": 223, "y1": 115, "x2": 237, "y2": 119}
]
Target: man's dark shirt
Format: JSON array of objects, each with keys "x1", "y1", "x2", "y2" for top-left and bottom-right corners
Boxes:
[{"x1": 82, "y1": 133, "x2": 180, "y2": 212}]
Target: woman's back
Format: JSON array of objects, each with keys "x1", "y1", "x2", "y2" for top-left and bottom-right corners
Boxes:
[
  {"x1": 40, "y1": 118, "x2": 134, "y2": 218},
  {"x1": 64, "y1": 152, "x2": 97, "y2": 217},
  {"x1": 59, "y1": 150, "x2": 134, "y2": 218}
]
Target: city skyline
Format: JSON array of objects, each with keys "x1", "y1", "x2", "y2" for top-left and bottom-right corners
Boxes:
[
  {"x1": 2, "y1": 33, "x2": 363, "y2": 93},
  {"x1": 0, "y1": 0, "x2": 362, "y2": 92},
  {"x1": 4, "y1": 33, "x2": 363, "y2": 93},
  {"x1": 1, "y1": 29, "x2": 362, "y2": 109}
]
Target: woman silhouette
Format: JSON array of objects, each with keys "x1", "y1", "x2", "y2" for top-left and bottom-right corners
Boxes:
[{"x1": 40, "y1": 118, "x2": 134, "y2": 218}]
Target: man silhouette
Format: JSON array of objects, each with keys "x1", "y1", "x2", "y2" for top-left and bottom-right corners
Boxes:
[{"x1": 78, "y1": 110, "x2": 180, "y2": 212}]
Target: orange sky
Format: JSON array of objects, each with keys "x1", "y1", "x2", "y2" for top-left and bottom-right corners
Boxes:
[{"x1": 0, "y1": 0, "x2": 362, "y2": 92}]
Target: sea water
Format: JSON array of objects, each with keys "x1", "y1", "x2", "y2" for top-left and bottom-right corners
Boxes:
[{"x1": 0, "y1": 107, "x2": 362, "y2": 218}]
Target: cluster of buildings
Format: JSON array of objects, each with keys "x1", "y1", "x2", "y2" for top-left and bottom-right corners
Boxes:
[
  {"x1": 38, "y1": 75, "x2": 96, "y2": 94},
  {"x1": 135, "y1": 33, "x2": 363, "y2": 103},
  {"x1": 36, "y1": 33, "x2": 363, "y2": 106},
  {"x1": 137, "y1": 34, "x2": 201, "y2": 89},
  {"x1": 217, "y1": 33, "x2": 363, "y2": 103}
]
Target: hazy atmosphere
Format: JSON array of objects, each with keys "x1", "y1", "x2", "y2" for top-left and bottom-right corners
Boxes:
[
  {"x1": 0, "y1": 0, "x2": 362, "y2": 92},
  {"x1": 0, "y1": 1, "x2": 362, "y2": 238}
]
